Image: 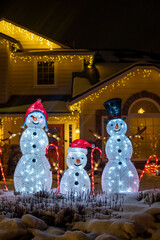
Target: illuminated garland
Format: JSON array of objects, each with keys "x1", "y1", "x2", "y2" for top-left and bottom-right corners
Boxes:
[
  {"x1": 0, "y1": 117, "x2": 23, "y2": 125},
  {"x1": 10, "y1": 53, "x2": 93, "y2": 65},
  {"x1": 0, "y1": 113, "x2": 79, "y2": 125},
  {"x1": 0, "y1": 21, "x2": 94, "y2": 65},
  {"x1": 69, "y1": 69, "x2": 152, "y2": 113},
  {"x1": 0, "y1": 20, "x2": 59, "y2": 49},
  {"x1": 0, "y1": 148, "x2": 8, "y2": 191},
  {"x1": 48, "y1": 113, "x2": 80, "y2": 123}
]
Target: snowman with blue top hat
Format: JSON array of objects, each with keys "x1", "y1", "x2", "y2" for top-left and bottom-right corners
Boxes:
[{"x1": 101, "y1": 98, "x2": 139, "y2": 194}]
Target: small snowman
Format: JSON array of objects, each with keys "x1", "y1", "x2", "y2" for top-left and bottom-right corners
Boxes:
[
  {"x1": 14, "y1": 100, "x2": 52, "y2": 193},
  {"x1": 102, "y1": 98, "x2": 139, "y2": 194},
  {"x1": 60, "y1": 139, "x2": 91, "y2": 196}
]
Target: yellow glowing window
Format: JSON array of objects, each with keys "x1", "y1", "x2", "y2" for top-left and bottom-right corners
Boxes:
[{"x1": 37, "y1": 61, "x2": 54, "y2": 85}]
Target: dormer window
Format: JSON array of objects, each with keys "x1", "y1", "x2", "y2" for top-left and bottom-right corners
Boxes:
[{"x1": 37, "y1": 61, "x2": 54, "y2": 85}]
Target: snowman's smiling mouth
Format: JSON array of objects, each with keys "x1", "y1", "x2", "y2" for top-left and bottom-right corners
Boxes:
[
  {"x1": 74, "y1": 163, "x2": 82, "y2": 166},
  {"x1": 114, "y1": 128, "x2": 121, "y2": 132},
  {"x1": 32, "y1": 121, "x2": 39, "y2": 125}
]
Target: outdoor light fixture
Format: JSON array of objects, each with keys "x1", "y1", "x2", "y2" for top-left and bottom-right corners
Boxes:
[{"x1": 138, "y1": 108, "x2": 145, "y2": 114}]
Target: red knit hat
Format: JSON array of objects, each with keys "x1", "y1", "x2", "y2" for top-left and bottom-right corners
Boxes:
[
  {"x1": 22, "y1": 99, "x2": 48, "y2": 130},
  {"x1": 68, "y1": 139, "x2": 91, "y2": 154}
]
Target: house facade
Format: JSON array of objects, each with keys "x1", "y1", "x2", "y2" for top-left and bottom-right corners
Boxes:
[
  {"x1": 69, "y1": 63, "x2": 160, "y2": 168},
  {"x1": 1, "y1": 19, "x2": 160, "y2": 170},
  {"x1": 0, "y1": 19, "x2": 94, "y2": 169}
]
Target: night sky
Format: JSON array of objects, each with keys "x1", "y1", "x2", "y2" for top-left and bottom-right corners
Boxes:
[{"x1": 0, "y1": 0, "x2": 160, "y2": 53}]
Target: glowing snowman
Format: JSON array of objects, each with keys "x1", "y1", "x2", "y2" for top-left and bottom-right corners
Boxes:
[
  {"x1": 14, "y1": 100, "x2": 52, "y2": 193},
  {"x1": 60, "y1": 139, "x2": 91, "y2": 196},
  {"x1": 102, "y1": 98, "x2": 139, "y2": 193}
]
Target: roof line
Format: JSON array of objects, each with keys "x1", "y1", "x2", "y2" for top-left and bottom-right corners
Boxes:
[
  {"x1": 0, "y1": 111, "x2": 71, "y2": 115},
  {"x1": 67, "y1": 61, "x2": 160, "y2": 105},
  {"x1": 0, "y1": 32, "x2": 23, "y2": 50},
  {"x1": 14, "y1": 50, "x2": 95, "y2": 55},
  {"x1": 0, "y1": 18, "x2": 70, "y2": 49}
]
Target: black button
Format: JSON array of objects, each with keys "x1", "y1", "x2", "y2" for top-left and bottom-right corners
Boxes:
[
  {"x1": 33, "y1": 132, "x2": 37, "y2": 136},
  {"x1": 75, "y1": 181, "x2": 79, "y2": 185},
  {"x1": 32, "y1": 159, "x2": 36, "y2": 162},
  {"x1": 33, "y1": 144, "x2": 36, "y2": 148},
  {"x1": 118, "y1": 149, "x2": 122, "y2": 153},
  {"x1": 75, "y1": 172, "x2": 79, "y2": 176},
  {"x1": 119, "y1": 162, "x2": 122, "y2": 165},
  {"x1": 117, "y1": 139, "x2": 121, "y2": 142}
]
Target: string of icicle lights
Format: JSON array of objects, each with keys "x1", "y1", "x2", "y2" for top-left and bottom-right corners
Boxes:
[
  {"x1": 0, "y1": 20, "x2": 59, "y2": 49},
  {"x1": 69, "y1": 69, "x2": 152, "y2": 113},
  {"x1": 0, "y1": 114, "x2": 79, "y2": 125},
  {"x1": 10, "y1": 53, "x2": 94, "y2": 65}
]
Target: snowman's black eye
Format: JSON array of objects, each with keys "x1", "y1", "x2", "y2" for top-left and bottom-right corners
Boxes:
[
  {"x1": 120, "y1": 123, "x2": 122, "y2": 125},
  {"x1": 81, "y1": 157, "x2": 83, "y2": 160},
  {"x1": 111, "y1": 124, "x2": 113, "y2": 127},
  {"x1": 72, "y1": 157, "x2": 74, "y2": 159},
  {"x1": 40, "y1": 116, "x2": 43, "y2": 118}
]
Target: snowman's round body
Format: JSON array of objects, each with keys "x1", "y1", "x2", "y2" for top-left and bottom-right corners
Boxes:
[
  {"x1": 14, "y1": 111, "x2": 52, "y2": 193},
  {"x1": 102, "y1": 118, "x2": 139, "y2": 193},
  {"x1": 60, "y1": 148, "x2": 91, "y2": 196}
]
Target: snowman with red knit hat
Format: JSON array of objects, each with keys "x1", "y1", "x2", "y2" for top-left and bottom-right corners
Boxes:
[
  {"x1": 14, "y1": 99, "x2": 52, "y2": 193},
  {"x1": 60, "y1": 139, "x2": 91, "y2": 196}
]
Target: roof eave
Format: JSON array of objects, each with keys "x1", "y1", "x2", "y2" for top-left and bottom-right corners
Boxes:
[
  {"x1": 0, "y1": 18, "x2": 69, "y2": 49},
  {"x1": 67, "y1": 61, "x2": 160, "y2": 105}
]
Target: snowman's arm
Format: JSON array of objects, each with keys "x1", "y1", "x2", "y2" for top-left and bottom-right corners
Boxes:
[
  {"x1": 47, "y1": 132, "x2": 67, "y2": 143},
  {"x1": 2, "y1": 131, "x2": 22, "y2": 143},
  {"x1": 89, "y1": 129, "x2": 106, "y2": 140}
]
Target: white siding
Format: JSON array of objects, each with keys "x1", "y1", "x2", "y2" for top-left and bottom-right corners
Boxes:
[
  {"x1": 0, "y1": 42, "x2": 9, "y2": 103},
  {"x1": 10, "y1": 58, "x2": 83, "y2": 95}
]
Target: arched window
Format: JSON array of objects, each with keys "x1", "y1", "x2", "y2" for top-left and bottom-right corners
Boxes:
[{"x1": 128, "y1": 98, "x2": 160, "y2": 160}]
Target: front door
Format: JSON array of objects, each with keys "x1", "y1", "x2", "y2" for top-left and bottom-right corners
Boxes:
[{"x1": 48, "y1": 124, "x2": 64, "y2": 170}]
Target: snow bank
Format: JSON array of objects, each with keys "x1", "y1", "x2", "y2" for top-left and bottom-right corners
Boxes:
[
  {"x1": 95, "y1": 234, "x2": 122, "y2": 240},
  {"x1": 46, "y1": 226, "x2": 65, "y2": 235},
  {"x1": 0, "y1": 218, "x2": 27, "y2": 239},
  {"x1": 0, "y1": 188, "x2": 160, "y2": 239},
  {"x1": 22, "y1": 214, "x2": 47, "y2": 230},
  {"x1": 59, "y1": 230, "x2": 90, "y2": 240},
  {"x1": 73, "y1": 219, "x2": 137, "y2": 239}
]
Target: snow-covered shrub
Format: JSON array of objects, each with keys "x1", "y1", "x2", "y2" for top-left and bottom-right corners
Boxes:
[{"x1": 137, "y1": 191, "x2": 160, "y2": 205}]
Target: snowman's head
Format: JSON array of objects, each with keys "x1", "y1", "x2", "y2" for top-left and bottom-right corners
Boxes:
[
  {"x1": 107, "y1": 118, "x2": 127, "y2": 136},
  {"x1": 25, "y1": 111, "x2": 46, "y2": 129},
  {"x1": 66, "y1": 150, "x2": 87, "y2": 169}
]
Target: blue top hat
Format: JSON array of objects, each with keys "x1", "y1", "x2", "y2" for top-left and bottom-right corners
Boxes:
[{"x1": 104, "y1": 98, "x2": 126, "y2": 123}]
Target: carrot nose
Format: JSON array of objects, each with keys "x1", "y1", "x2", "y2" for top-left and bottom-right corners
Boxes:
[
  {"x1": 76, "y1": 159, "x2": 81, "y2": 164},
  {"x1": 32, "y1": 115, "x2": 37, "y2": 121},
  {"x1": 115, "y1": 123, "x2": 119, "y2": 129}
]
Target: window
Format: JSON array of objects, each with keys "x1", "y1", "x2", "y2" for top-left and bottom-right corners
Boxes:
[
  {"x1": 69, "y1": 124, "x2": 72, "y2": 145},
  {"x1": 37, "y1": 61, "x2": 54, "y2": 85}
]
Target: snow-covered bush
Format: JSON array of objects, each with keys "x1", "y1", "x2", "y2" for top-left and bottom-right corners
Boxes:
[{"x1": 137, "y1": 191, "x2": 160, "y2": 205}]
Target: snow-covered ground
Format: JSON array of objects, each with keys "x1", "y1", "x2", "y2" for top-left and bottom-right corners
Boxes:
[{"x1": 0, "y1": 171, "x2": 160, "y2": 240}]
